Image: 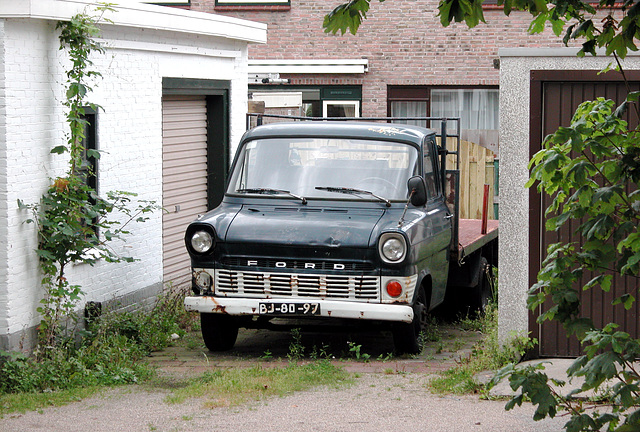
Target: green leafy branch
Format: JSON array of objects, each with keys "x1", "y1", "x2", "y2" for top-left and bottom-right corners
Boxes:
[
  {"x1": 323, "y1": 0, "x2": 640, "y2": 62},
  {"x1": 496, "y1": 96, "x2": 640, "y2": 430},
  {"x1": 53, "y1": 4, "x2": 115, "y2": 172}
]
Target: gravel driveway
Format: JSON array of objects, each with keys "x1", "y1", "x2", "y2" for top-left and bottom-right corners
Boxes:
[
  {"x1": 2, "y1": 373, "x2": 567, "y2": 432},
  {"x1": 1, "y1": 326, "x2": 568, "y2": 432}
]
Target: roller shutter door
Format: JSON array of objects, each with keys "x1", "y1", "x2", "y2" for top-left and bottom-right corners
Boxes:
[{"x1": 162, "y1": 95, "x2": 208, "y2": 287}]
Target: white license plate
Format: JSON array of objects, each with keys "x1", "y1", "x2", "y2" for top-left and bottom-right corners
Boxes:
[{"x1": 258, "y1": 302, "x2": 320, "y2": 316}]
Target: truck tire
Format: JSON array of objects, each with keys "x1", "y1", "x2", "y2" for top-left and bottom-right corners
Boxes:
[
  {"x1": 392, "y1": 287, "x2": 429, "y2": 355},
  {"x1": 470, "y1": 257, "x2": 493, "y2": 315},
  {"x1": 200, "y1": 313, "x2": 239, "y2": 352}
]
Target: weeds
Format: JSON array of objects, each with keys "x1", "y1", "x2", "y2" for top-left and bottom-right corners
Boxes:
[
  {"x1": 429, "y1": 303, "x2": 536, "y2": 395},
  {"x1": 166, "y1": 361, "x2": 352, "y2": 407},
  {"x1": 0, "y1": 285, "x2": 196, "y2": 414},
  {"x1": 90, "y1": 286, "x2": 194, "y2": 354},
  {"x1": 287, "y1": 328, "x2": 305, "y2": 361},
  {"x1": 0, "y1": 386, "x2": 102, "y2": 417},
  {"x1": 420, "y1": 315, "x2": 442, "y2": 344},
  {"x1": 377, "y1": 352, "x2": 393, "y2": 362},
  {"x1": 309, "y1": 343, "x2": 331, "y2": 360},
  {"x1": 347, "y1": 341, "x2": 371, "y2": 361},
  {"x1": 456, "y1": 313, "x2": 484, "y2": 332}
]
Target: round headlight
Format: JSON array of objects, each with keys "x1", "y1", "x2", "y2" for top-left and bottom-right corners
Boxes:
[
  {"x1": 379, "y1": 233, "x2": 407, "y2": 263},
  {"x1": 191, "y1": 230, "x2": 213, "y2": 253}
]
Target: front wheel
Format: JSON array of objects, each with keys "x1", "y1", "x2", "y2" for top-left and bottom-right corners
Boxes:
[
  {"x1": 392, "y1": 287, "x2": 429, "y2": 355},
  {"x1": 200, "y1": 313, "x2": 239, "y2": 352}
]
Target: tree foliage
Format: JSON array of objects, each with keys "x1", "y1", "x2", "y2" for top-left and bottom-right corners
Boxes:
[
  {"x1": 325, "y1": 0, "x2": 640, "y2": 430},
  {"x1": 501, "y1": 97, "x2": 640, "y2": 431},
  {"x1": 323, "y1": 0, "x2": 640, "y2": 58}
]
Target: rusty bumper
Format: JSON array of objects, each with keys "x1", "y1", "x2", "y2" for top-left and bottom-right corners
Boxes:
[{"x1": 184, "y1": 296, "x2": 414, "y2": 323}]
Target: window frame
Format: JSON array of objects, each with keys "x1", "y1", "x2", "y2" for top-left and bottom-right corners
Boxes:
[
  {"x1": 248, "y1": 85, "x2": 363, "y2": 118},
  {"x1": 216, "y1": 0, "x2": 289, "y2": 3},
  {"x1": 482, "y1": 0, "x2": 601, "y2": 5},
  {"x1": 75, "y1": 106, "x2": 99, "y2": 237},
  {"x1": 79, "y1": 106, "x2": 98, "y2": 192},
  {"x1": 148, "y1": 1, "x2": 190, "y2": 6},
  {"x1": 322, "y1": 100, "x2": 361, "y2": 118}
]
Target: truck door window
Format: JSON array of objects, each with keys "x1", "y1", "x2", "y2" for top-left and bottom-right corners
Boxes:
[{"x1": 423, "y1": 139, "x2": 438, "y2": 199}]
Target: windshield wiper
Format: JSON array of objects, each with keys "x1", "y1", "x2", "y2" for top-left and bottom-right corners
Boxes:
[
  {"x1": 315, "y1": 186, "x2": 391, "y2": 207},
  {"x1": 236, "y1": 188, "x2": 307, "y2": 205}
]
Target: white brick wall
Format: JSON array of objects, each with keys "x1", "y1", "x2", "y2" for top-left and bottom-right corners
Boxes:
[
  {"x1": 0, "y1": 1, "x2": 265, "y2": 350},
  {"x1": 0, "y1": 20, "x2": 7, "y2": 341},
  {"x1": 4, "y1": 18, "x2": 64, "y2": 344}
]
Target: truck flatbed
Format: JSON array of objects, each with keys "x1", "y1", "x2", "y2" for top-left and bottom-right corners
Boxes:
[{"x1": 458, "y1": 219, "x2": 498, "y2": 258}]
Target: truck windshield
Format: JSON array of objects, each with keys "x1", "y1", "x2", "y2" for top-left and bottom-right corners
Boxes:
[{"x1": 227, "y1": 138, "x2": 419, "y2": 201}]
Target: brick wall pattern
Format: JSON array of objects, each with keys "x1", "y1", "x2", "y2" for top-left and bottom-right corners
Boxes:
[{"x1": 192, "y1": 0, "x2": 575, "y2": 117}]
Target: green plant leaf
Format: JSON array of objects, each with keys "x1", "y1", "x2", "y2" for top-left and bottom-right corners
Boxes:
[
  {"x1": 529, "y1": 12, "x2": 548, "y2": 33},
  {"x1": 51, "y1": 145, "x2": 68, "y2": 154},
  {"x1": 613, "y1": 293, "x2": 636, "y2": 310}
]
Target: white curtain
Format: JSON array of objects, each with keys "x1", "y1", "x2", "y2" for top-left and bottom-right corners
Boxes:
[
  {"x1": 430, "y1": 89, "x2": 499, "y2": 130},
  {"x1": 391, "y1": 101, "x2": 428, "y2": 127}
]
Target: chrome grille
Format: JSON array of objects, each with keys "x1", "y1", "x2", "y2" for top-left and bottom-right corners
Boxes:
[{"x1": 215, "y1": 270, "x2": 380, "y2": 302}]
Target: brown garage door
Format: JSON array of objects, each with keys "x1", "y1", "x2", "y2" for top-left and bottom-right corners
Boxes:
[
  {"x1": 529, "y1": 71, "x2": 640, "y2": 357},
  {"x1": 162, "y1": 95, "x2": 208, "y2": 287}
]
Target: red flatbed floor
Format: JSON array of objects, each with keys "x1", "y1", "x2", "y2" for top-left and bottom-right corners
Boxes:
[{"x1": 457, "y1": 219, "x2": 499, "y2": 257}]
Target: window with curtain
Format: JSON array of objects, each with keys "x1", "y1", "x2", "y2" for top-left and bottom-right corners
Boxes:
[
  {"x1": 388, "y1": 86, "x2": 499, "y2": 142},
  {"x1": 431, "y1": 89, "x2": 498, "y2": 130}
]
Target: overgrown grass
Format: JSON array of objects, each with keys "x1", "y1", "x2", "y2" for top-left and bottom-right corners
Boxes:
[
  {"x1": 0, "y1": 285, "x2": 195, "y2": 415},
  {"x1": 1, "y1": 282, "x2": 527, "y2": 416},
  {"x1": 429, "y1": 303, "x2": 535, "y2": 395},
  {"x1": 0, "y1": 289, "x2": 354, "y2": 417},
  {"x1": 166, "y1": 360, "x2": 352, "y2": 408},
  {"x1": 0, "y1": 386, "x2": 103, "y2": 416}
]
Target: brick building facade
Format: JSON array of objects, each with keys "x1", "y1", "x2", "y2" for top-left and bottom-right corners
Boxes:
[{"x1": 190, "y1": 0, "x2": 570, "y2": 153}]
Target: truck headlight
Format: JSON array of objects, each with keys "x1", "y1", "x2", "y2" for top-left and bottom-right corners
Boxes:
[
  {"x1": 379, "y1": 233, "x2": 407, "y2": 264},
  {"x1": 191, "y1": 230, "x2": 213, "y2": 253}
]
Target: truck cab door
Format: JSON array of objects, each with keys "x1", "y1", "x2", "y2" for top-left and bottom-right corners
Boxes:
[{"x1": 422, "y1": 137, "x2": 452, "y2": 308}]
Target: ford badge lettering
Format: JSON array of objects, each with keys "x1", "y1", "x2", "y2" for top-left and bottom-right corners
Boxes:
[{"x1": 247, "y1": 260, "x2": 346, "y2": 270}]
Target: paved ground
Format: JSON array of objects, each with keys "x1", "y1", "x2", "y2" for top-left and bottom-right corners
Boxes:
[{"x1": 1, "y1": 325, "x2": 570, "y2": 432}]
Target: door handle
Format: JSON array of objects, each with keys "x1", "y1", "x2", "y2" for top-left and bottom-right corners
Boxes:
[{"x1": 444, "y1": 214, "x2": 454, "y2": 220}]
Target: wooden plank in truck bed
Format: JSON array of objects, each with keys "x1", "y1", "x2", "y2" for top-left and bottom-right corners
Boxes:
[{"x1": 457, "y1": 219, "x2": 498, "y2": 257}]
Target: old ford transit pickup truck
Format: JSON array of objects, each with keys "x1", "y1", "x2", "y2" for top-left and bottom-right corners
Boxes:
[{"x1": 184, "y1": 118, "x2": 498, "y2": 354}]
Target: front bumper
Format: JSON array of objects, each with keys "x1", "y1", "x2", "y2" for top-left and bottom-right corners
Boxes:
[{"x1": 184, "y1": 296, "x2": 414, "y2": 323}]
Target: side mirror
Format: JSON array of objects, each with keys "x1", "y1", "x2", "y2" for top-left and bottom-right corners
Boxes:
[{"x1": 407, "y1": 176, "x2": 427, "y2": 207}]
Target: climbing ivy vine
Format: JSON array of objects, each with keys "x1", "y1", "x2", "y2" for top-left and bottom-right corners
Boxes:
[{"x1": 18, "y1": 4, "x2": 159, "y2": 354}]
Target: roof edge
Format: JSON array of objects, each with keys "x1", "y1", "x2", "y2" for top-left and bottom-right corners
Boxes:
[
  {"x1": 0, "y1": 0, "x2": 267, "y2": 44},
  {"x1": 499, "y1": 47, "x2": 640, "y2": 57}
]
